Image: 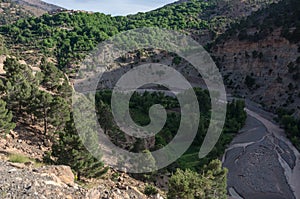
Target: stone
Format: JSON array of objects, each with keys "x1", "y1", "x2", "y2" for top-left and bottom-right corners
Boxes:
[
  {"x1": 43, "y1": 139, "x2": 51, "y2": 147},
  {"x1": 111, "y1": 192, "x2": 123, "y2": 199},
  {"x1": 86, "y1": 189, "x2": 101, "y2": 199},
  {"x1": 38, "y1": 165, "x2": 75, "y2": 187},
  {"x1": 8, "y1": 168, "x2": 18, "y2": 173},
  {"x1": 9, "y1": 162, "x2": 26, "y2": 169},
  {"x1": 129, "y1": 186, "x2": 147, "y2": 199},
  {"x1": 9, "y1": 130, "x2": 18, "y2": 138},
  {"x1": 118, "y1": 177, "x2": 123, "y2": 182},
  {"x1": 44, "y1": 180, "x2": 62, "y2": 187},
  {"x1": 155, "y1": 193, "x2": 164, "y2": 199}
]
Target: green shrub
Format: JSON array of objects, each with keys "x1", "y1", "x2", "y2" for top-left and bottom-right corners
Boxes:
[
  {"x1": 144, "y1": 184, "x2": 158, "y2": 196},
  {"x1": 244, "y1": 75, "x2": 256, "y2": 89},
  {"x1": 167, "y1": 159, "x2": 227, "y2": 199}
]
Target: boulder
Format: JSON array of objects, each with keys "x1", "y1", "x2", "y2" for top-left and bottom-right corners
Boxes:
[{"x1": 38, "y1": 165, "x2": 75, "y2": 187}]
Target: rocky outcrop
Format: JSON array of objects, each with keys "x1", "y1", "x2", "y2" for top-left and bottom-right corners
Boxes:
[
  {"x1": 213, "y1": 27, "x2": 300, "y2": 115},
  {"x1": 37, "y1": 165, "x2": 75, "y2": 187},
  {"x1": 0, "y1": 161, "x2": 86, "y2": 198},
  {"x1": 11, "y1": 0, "x2": 63, "y2": 16},
  {"x1": 0, "y1": 160, "x2": 164, "y2": 199},
  {"x1": 210, "y1": 0, "x2": 300, "y2": 116}
]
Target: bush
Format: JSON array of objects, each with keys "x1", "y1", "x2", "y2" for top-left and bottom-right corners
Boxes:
[
  {"x1": 144, "y1": 184, "x2": 158, "y2": 196},
  {"x1": 244, "y1": 75, "x2": 256, "y2": 89},
  {"x1": 167, "y1": 159, "x2": 227, "y2": 199}
]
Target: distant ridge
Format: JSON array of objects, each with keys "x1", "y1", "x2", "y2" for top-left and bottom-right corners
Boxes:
[{"x1": 11, "y1": 0, "x2": 64, "y2": 16}]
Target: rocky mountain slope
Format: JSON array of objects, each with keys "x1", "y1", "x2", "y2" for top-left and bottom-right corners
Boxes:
[
  {"x1": 0, "y1": 0, "x2": 280, "y2": 67},
  {"x1": 0, "y1": 0, "x2": 33, "y2": 24},
  {"x1": 0, "y1": 160, "x2": 162, "y2": 199},
  {"x1": 212, "y1": 0, "x2": 300, "y2": 116},
  {"x1": 0, "y1": 0, "x2": 62, "y2": 25},
  {"x1": 0, "y1": 132, "x2": 164, "y2": 199},
  {"x1": 11, "y1": 0, "x2": 62, "y2": 15}
]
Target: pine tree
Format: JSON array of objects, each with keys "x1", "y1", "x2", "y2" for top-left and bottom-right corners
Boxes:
[
  {"x1": 57, "y1": 79, "x2": 73, "y2": 100},
  {"x1": 5, "y1": 75, "x2": 33, "y2": 113},
  {"x1": 33, "y1": 91, "x2": 53, "y2": 135},
  {"x1": 4, "y1": 57, "x2": 36, "y2": 114},
  {"x1": 31, "y1": 90, "x2": 70, "y2": 135},
  {"x1": 0, "y1": 99, "x2": 15, "y2": 134},
  {"x1": 96, "y1": 100, "x2": 114, "y2": 134},
  {"x1": 0, "y1": 79, "x2": 5, "y2": 95},
  {"x1": 203, "y1": 159, "x2": 228, "y2": 199},
  {"x1": 40, "y1": 59, "x2": 64, "y2": 91},
  {"x1": 50, "y1": 113, "x2": 106, "y2": 180},
  {"x1": 48, "y1": 96, "x2": 70, "y2": 132},
  {"x1": 4, "y1": 58, "x2": 27, "y2": 79}
]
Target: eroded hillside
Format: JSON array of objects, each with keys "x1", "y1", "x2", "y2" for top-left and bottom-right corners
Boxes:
[{"x1": 212, "y1": 0, "x2": 300, "y2": 115}]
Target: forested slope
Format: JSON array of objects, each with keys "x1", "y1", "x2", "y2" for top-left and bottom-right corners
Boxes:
[{"x1": 0, "y1": 0, "x2": 278, "y2": 69}]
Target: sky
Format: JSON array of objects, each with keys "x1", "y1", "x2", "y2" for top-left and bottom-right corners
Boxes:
[{"x1": 43, "y1": 0, "x2": 178, "y2": 16}]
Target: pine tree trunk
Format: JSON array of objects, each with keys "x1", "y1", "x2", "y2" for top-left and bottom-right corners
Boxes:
[
  {"x1": 44, "y1": 107, "x2": 48, "y2": 135},
  {"x1": 77, "y1": 172, "x2": 81, "y2": 181}
]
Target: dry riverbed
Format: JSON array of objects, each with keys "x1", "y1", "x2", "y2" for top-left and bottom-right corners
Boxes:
[{"x1": 223, "y1": 107, "x2": 300, "y2": 199}]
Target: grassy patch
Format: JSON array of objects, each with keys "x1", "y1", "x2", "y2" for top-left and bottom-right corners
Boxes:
[
  {"x1": 8, "y1": 153, "x2": 45, "y2": 168},
  {"x1": 8, "y1": 153, "x2": 32, "y2": 163}
]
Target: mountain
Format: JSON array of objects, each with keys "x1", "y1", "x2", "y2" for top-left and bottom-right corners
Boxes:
[
  {"x1": 0, "y1": 0, "x2": 279, "y2": 68},
  {"x1": 0, "y1": 0, "x2": 33, "y2": 24},
  {"x1": 0, "y1": 0, "x2": 62, "y2": 25},
  {"x1": 0, "y1": 0, "x2": 299, "y2": 198},
  {"x1": 11, "y1": 0, "x2": 63, "y2": 16},
  {"x1": 212, "y1": 0, "x2": 300, "y2": 115}
]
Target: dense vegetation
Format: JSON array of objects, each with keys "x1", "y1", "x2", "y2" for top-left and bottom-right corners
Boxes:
[
  {"x1": 0, "y1": 0, "x2": 242, "y2": 70},
  {"x1": 95, "y1": 89, "x2": 246, "y2": 171},
  {"x1": 214, "y1": 0, "x2": 300, "y2": 44},
  {"x1": 93, "y1": 89, "x2": 243, "y2": 197},
  {"x1": 3, "y1": 58, "x2": 71, "y2": 135},
  {"x1": 0, "y1": 98, "x2": 15, "y2": 134},
  {"x1": 277, "y1": 108, "x2": 300, "y2": 150}
]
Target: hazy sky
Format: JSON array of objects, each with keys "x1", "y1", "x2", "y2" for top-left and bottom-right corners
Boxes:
[{"x1": 43, "y1": 0, "x2": 177, "y2": 16}]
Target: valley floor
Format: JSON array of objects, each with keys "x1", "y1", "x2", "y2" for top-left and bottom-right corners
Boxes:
[{"x1": 223, "y1": 102, "x2": 300, "y2": 199}]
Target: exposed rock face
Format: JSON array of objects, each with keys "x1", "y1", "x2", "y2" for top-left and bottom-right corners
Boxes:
[
  {"x1": 11, "y1": 0, "x2": 63, "y2": 16},
  {"x1": 0, "y1": 161, "x2": 86, "y2": 198},
  {"x1": 213, "y1": 27, "x2": 300, "y2": 115}
]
